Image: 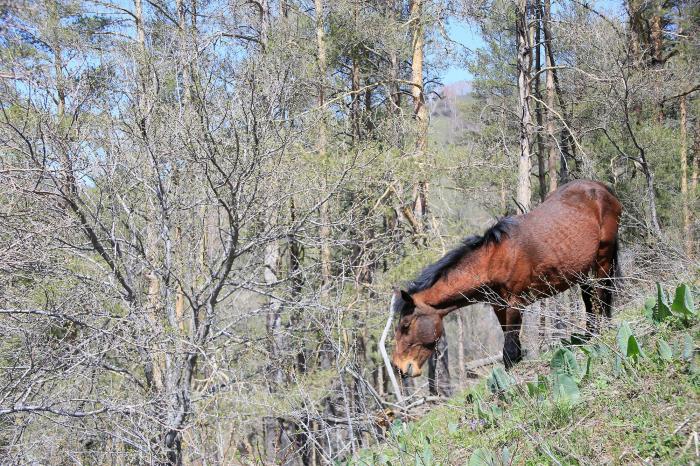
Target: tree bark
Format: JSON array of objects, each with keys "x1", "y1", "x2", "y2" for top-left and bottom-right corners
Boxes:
[
  {"x1": 680, "y1": 95, "x2": 691, "y2": 255},
  {"x1": 543, "y1": 0, "x2": 558, "y2": 193},
  {"x1": 457, "y1": 312, "x2": 466, "y2": 387},
  {"x1": 351, "y1": 1, "x2": 361, "y2": 143},
  {"x1": 516, "y1": 0, "x2": 533, "y2": 211},
  {"x1": 315, "y1": 0, "x2": 332, "y2": 296},
  {"x1": 428, "y1": 334, "x2": 452, "y2": 397},
  {"x1": 650, "y1": 3, "x2": 663, "y2": 65},
  {"x1": 692, "y1": 112, "x2": 699, "y2": 256},
  {"x1": 533, "y1": 1, "x2": 547, "y2": 202},
  {"x1": 410, "y1": 0, "x2": 429, "y2": 228},
  {"x1": 540, "y1": 0, "x2": 579, "y2": 180}
]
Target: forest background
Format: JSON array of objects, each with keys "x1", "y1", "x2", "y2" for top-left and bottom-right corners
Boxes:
[{"x1": 0, "y1": 0, "x2": 698, "y2": 463}]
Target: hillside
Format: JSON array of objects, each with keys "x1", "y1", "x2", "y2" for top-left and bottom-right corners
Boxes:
[{"x1": 351, "y1": 284, "x2": 700, "y2": 465}]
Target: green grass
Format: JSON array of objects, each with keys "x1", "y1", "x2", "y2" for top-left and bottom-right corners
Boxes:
[{"x1": 349, "y1": 286, "x2": 700, "y2": 465}]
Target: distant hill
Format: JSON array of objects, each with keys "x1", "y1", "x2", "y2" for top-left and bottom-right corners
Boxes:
[{"x1": 429, "y1": 80, "x2": 480, "y2": 145}]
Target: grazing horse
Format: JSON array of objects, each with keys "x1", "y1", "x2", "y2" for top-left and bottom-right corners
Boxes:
[{"x1": 390, "y1": 180, "x2": 622, "y2": 376}]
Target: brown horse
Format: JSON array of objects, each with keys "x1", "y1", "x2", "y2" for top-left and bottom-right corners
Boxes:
[{"x1": 391, "y1": 180, "x2": 622, "y2": 376}]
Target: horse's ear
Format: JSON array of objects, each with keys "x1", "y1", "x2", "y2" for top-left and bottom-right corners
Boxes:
[{"x1": 400, "y1": 290, "x2": 413, "y2": 305}]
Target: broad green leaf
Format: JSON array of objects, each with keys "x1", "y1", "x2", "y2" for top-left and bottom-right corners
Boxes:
[
  {"x1": 616, "y1": 321, "x2": 644, "y2": 359},
  {"x1": 551, "y1": 347, "x2": 581, "y2": 380},
  {"x1": 501, "y1": 446, "x2": 511, "y2": 465},
  {"x1": 563, "y1": 333, "x2": 588, "y2": 347},
  {"x1": 552, "y1": 372, "x2": 581, "y2": 403},
  {"x1": 421, "y1": 442, "x2": 433, "y2": 466},
  {"x1": 581, "y1": 342, "x2": 607, "y2": 359},
  {"x1": 643, "y1": 297, "x2": 656, "y2": 320},
  {"x1": 671, "y1": 283, "x2": 696, "y2": 319},
  {"x1": 475, "y1": 401, "x2": 503, "y2": 424},
  {"x1": 526, "y1": 376, "x2": 549, "y2": 399},
  {"x1": 487, "y1": 367, "x2": 514, "y2": 394},
  {"x1": 468, "y1": 448, "x2": 499, "y2": 466},
  {"x1": 583, "y1": 353, "x2": 593, "y2": 379},
  {"x1": 657, "y1": 339, "x2": 673, "y2": 361},
  {"x1": 448, "y1": 422, "x2": 459, "y2": 433},
  {"x1": 627, "y1": 334, "x2": 644, "y2": 359},
  {"x1": 682, "y1": 334, "x2": 695, "y2": 360},
  {"x1": 613, "y1": 354, "x2": 624, "y2": 377},
  {"x1": 653, "y1": 283, "x2": 673, "y2": 323},
  {"x1": 616, "y1": 321, "x2": 633, "y2": 353}
]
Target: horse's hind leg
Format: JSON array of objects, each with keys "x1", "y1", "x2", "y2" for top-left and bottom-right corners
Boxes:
[
  {"x1": 494, "y1": 306, "x2": 523, "y2": 369},
  {"x1": 581, "y1": 261, "x2": 615, "y2": 336},
  {"x1": 581, "y1": 283, "x2": 601, "y2": 336}
]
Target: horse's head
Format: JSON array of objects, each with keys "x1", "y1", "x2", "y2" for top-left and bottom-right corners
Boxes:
[{"x1": 390, "y1": 290, "x2": 445, "y2": 377}]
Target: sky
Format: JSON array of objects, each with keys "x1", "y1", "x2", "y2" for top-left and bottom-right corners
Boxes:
[{"x1": 442, "y1": 21, "x2": 486, "y2": 84}]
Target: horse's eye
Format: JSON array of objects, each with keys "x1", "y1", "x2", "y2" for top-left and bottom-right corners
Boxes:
[{"x1": 400, "y1": 321, "x2": 410, "y2": 331}]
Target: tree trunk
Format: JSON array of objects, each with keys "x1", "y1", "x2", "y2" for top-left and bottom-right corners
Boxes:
[
  {"x1": 315, "y1": 0, "x2": 332, "y2": 296},
  {"x1": 543, "y1": 0, "x2": 558, "y2": 193},
  {"x1": 457, "y1": 312, "x2": 466, "y2": 387},
  {"x1": 428, "y1": 334, "x2": 452, "y2": 397},
  {"x1": 628, "y1": 0, "x2": 643, "y2": 61},
  {"x1": 692, "y1": 113, "x2": 699, "y2": 256},
  {"x1": 680, "y1": 95, "x2": 691, "y2": 255},
  {"x1": 650, "y1": 3, "x2": 663, "y2": 65},
  {"x1": 516, "y1": 0, "x2": 533, "y2": 212},
  {"x1": 533, "y1": 1, "x2": 547, "y2": 202},
  {"x1": 540, "y1": 0, "x2": 579, "y2": 180},
  {"x1": 351, "y1": 1, "x2": 361, "y2": 143},
  {"x1": 410, "y1": 0, "x2": 429, "y2": 229}
]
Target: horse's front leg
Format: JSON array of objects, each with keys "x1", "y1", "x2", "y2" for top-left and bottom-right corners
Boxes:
[{"x1": 494, "y1": 305, "x2": 523, "y2": 369}]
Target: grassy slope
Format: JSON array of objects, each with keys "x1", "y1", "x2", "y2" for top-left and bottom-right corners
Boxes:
[{"x1": 352, "y1": 299, "x2": 700, "y2": 465}]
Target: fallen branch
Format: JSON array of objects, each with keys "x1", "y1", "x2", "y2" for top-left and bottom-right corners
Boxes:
[
  {"x1": 465, "y1": 354, "x2": 503, "y2": 371},
  {"x1": 380, "y1": 294, "x2": 403, "y2": 404}
]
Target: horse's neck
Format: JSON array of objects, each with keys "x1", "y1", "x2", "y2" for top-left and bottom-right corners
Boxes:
[{"x1": 414, "y1": 246, "x2": 492, "y2": 311}]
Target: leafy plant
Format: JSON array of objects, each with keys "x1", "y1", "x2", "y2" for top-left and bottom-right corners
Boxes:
[
  {"x1": 467, "y1": 446, "x2": 511, "y2": 466},
  {"x1": 671, "y1": 283, "x2": 696, "y2": 323},
  {"x1": 616, "y1": 321, "x2": 645, "y2": 360},
  {"x1": 551, "y1": 348, "x2": 581, "y2": 381},
  {"x1": 474, "y1": 400, "x2": 503, "y2": 425},
  {"x1": 656, "y1": 338, "x2": 673, "y2": 361},
  {"x1": 551, "y1": 371, "x2": 581, "y2": 403},
  {"x1": 682, "y1": 334, "x2": 695, "y2": 361},
  {"x1": 526, "y1": 375, "x2": 549, "y2": 400},
  {"x1": 652, "y1": 283, "x2": 673, "y2": 323},
  {"x1": 487, "y1": 367, "x2": 515, "y2": 395}
]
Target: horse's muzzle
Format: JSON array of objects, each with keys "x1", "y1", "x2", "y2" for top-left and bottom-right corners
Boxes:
[{"x1": 394, "y1": 360, "x2": 421, "y2": 377}]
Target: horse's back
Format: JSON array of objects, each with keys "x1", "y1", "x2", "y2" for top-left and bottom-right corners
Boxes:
[
  {"x1": 532, "y1": 180, "x2": 621, "y2": 234},
  {"x1": 503, "y1": 180, "x2": 621, "y2": 293}
]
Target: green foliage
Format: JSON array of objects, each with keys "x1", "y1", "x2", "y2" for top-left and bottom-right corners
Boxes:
[
  {"x1": 467, "y1": 446, "x2": 511, "y2": 466},
  {"x1": 551, "y1": 372, "x2": 581, "y2": 403},
  {"x1": 652, "y1": 283, "x2": 673, "y2": 323},
  {"x1": 647, "y1": 283, "x2": 697, "y2": 326},
  {"x1": 475, "y1": 400, "x2": 503, "y2": 425},
  {"x1": 643, "y1": 296, "x2": 657, "y2": 320},
  {"x1": 616, "y1": 321, "x2": 645, "y2": 360},
  {"x1": 550, "y1": 348, "x2": 581, "y2": 381},
  {"x1": 682, "y1": 334, "x2": 695, "y2": 361},
  {"x1": 486, "y1": 367, "x2": 515, "y2": 394},
  {"x1": 656, "y1": 339, "x2": 673, "y2": 361},
  {"x1": 357, "y1": 299, "x2": 700, "y2": 464},
  {"x1": 671, "y1": 283, "x2": 696, "y2": 321},
  {"x1": 525, "y1": 375, "x2": 549, "y2": 400}
]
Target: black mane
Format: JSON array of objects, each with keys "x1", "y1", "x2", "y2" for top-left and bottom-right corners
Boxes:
[{"x1": 392, "y1": 217, "x2": 516, "y2": 314}]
